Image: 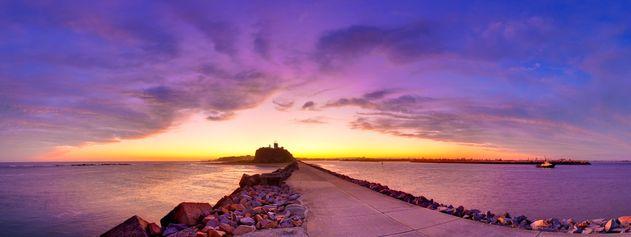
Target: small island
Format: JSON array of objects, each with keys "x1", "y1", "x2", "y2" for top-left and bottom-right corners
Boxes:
[{"x1": 253, "y1": 142, "x2": 295, "y2": 163}]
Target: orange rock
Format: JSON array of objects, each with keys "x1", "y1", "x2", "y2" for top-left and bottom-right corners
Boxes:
[{"x1": 619, "y1": 216, "x2": 631, "y2": 226}]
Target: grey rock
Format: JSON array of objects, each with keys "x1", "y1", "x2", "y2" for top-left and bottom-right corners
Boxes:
[{"x1": 285, "y1": 204, "x2": 306, "y2": 219}]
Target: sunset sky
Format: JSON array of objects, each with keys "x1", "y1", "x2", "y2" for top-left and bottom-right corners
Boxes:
[{"x1": 1, "y1": 1, "x2": 630, "y2": 161}]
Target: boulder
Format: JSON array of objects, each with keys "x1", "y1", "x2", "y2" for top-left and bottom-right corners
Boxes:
[
  {"x1": 285, "y1": 204, "x2": 306, "y2": 219},
  {"x1": 619, "y1": 216, "x2": 631, "y2": 227},
  {"x1": 101, "y1": 215, "x2": 158, "y2": 237},
  {"x1": 239, "y1": 217, "x2": 256, "y2": 226},
  {"x1": 233, "y1": 225, "x2": 256, "y2": 235},
  {"x1": 530, "y1": 219, "x2": 551, "y2": 231},
  {"x1": 161, "y1": 202, "x2": 213, "y2": 227},
  {"x1": 605, "y1": 218, "x2": 621, "y2": 233}
]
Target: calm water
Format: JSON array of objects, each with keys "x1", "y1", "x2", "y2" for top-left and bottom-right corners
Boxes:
[
  {"x1": 1, "y1": 161, "x2": 630, "y2": 237},
  {"x1": 0, "y1": 162, "x2": 281, "y2": 237},
  {"x1": 308, "y1": 161, "x2": 631, "y2": 220}
]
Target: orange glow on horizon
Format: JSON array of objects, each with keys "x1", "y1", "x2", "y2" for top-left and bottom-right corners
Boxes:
[{"x1": 40, "y1": 97, "x2": 530, "y2": 162}]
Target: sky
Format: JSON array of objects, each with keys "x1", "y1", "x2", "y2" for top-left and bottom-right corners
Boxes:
[{"x1": 0, "y1": 1, "x2": 630, "y2": 161}]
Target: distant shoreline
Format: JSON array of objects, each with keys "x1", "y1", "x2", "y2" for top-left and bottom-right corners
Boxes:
[{"x1": 298, "y1": 158, "x2": 592, "y2": 165}]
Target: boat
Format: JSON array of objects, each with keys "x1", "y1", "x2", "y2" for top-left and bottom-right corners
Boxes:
[{"x1": 536, "y1": 161, "x2": 555, "y2": 168}]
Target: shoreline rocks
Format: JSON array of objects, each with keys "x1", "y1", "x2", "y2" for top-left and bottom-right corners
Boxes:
[
  {"x1": 102, "y1": 162, "x2": 303, "y2": 237},
  {"x1": 304, "y1": 162, "x2": 630, "y2": 234},
  {"x1": 101, "y1": 215, "x2": 162, "y2": 237}
]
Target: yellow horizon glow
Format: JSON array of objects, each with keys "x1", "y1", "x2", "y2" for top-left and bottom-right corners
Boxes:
[{"x1": 42, "y1": 97, "x2": 529, "y2": 162}]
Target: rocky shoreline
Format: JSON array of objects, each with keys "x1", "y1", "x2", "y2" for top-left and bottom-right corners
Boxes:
[
  {"x1": 305, "y1": 162, "x2": 630, "y2": 234},
  {"x1": 102, "y1": 162, "x2": 306, "y2": 237}
]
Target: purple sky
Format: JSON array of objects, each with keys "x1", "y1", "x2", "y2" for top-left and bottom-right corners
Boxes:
[{"x1": 0, "y1": 1, "x2": 630, "y2": 161}]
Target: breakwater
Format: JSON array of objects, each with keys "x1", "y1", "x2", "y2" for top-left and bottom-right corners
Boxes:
[
  {"x1": 304, "y1": 162, "x2": 629, "y2": 234},
  {"x1": 101, "y1": 162, "x2": 305, "y2": 237}
]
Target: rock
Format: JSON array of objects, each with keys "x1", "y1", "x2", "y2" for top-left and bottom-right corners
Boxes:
[
  {"x1": 196, "y1": 231, "x2": 208, "y2": 237},
  {"x1": 163, "y1": 224, "x2": 188, "y2": 236},
  {"x1": 583, "y1": 227, "x2": 594, "y2": 234},
  {"x1": 285, "y1": 204, "x2": 306, "y2": 218},
  {"x1": 101, "y1": 215, "x2": 154, "y2": 237},
  {"x1": 288, "y1": 193, "x2": 300, "y2": 200},
  {"x1": 170, "y1": 228, "x2": 198, "y2": 237},
  {"x1": 530, "y1": 219, "x2": 551, "y2": 230},
  {"x1": 605, "y1": 218, "x2": 621, "y2": 232},
  {"x1": 253, "y1": 144, "x2": 295, "y2": 163},
  {"x1": 497, "y1": 216, "x2": 512, "y2": 225},
  {"x1": 233, "y1": 225, "x2": 256, "y2": 235},
  {"x1": 230, "y1": 203, "x2": 245, "y2": 211},
  {"x1": 619, "y1": 216, "x2": 631, "y2": 227},
  {"x1": 147, "y1": 223, "x2": 162, "y2": 236},
  {"x1": 592, "y1": 218, "x2": 606, "y2": 225},
  {"x1": 577, "y1": 220, "x2": 590, "y2": 228},
  {"x1": 549, "y1": 218, "x2": 562, "y2": 230},
  {"x1": 161, "y1": 202, "x2": 213, "y2": 227},
  {"x1": 239, "y1": 217, "x2": 256, "y2": 226},
  {"x1": 204, "y1": 216, "x2": 220, "y2": 228},
  {"x1": 219, "y1": 223, "x2": 234, "y2": 234},
  {"x1": 251, "y1": 206, "x2": 263, "y2": 214},
  {"x1": 207, "y1": 229, "x2": 225, "y2": 237}
]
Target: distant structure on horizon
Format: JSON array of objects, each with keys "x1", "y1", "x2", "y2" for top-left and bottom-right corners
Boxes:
[{"x1": 253, "y1": 142, "x2": 295, "y2": 163}]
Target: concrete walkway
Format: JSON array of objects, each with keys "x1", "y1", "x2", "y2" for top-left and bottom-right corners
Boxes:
[{"x1": 286, "y1": 162, "x2": 626, "y2": 237}]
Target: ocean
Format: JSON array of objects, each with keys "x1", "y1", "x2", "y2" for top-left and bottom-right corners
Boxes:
[
  {"x1": 0, "y1": 162, "x2": 281, "y2": 237},
  {"x1": 1, "y1": 161, "x2": 630, "y2": 236},
  {"x1": 307, "y1": 161, "x2": 631, "y2": 220}
]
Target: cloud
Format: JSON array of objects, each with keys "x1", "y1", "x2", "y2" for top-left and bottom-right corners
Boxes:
[
  {"x1": 272, "y1": 99, "x2": 294, "y2": 111},
  {"x1": 301, "y1": 101, "x2": 316, "y2": 110},
  {"x1": 315, "y1": 23, "x2": 444, "y2": 69},
  {"x1": 206, "y1": 111, "x2": 235, "y2": 121},
  {"x1": 0, "y1": 1, "x2": 287, "y2": 160},
  {"x1": 295, "y1": 117, "x2": 327, "y2": 124}
]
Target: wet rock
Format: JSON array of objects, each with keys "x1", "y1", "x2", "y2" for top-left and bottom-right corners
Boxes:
[
  {"x1": 161, "y1": 202, "x2": 213, "y2": 227},
  {"x1": 101, "y1": 215, "x2": 154, "y2": 237},
  {"x1": 233, "y1": 225, "x2": 256, "y2": 235},
  {"x1": 605, "y1": 218, "x2": 621, "y2": 233}
]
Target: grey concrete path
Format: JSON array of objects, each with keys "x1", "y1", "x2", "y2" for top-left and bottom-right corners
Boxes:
[{"x1": 286, "y1": 162, "x2": 627, "y2": 237}]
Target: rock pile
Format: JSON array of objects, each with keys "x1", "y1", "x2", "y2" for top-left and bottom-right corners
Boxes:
[
  {"x1": 306, "y1": 163, "x2": 630, "y2": 234},
  {"x1": 102, "y1": 162, "x2": 304, "y2": 237}
]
